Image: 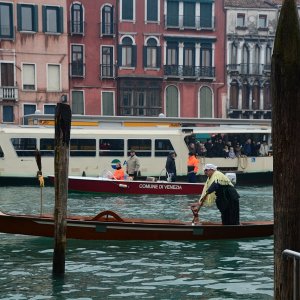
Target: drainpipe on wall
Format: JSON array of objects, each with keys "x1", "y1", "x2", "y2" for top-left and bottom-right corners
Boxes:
[{"x1": 115, "y1": 0, "x2": 120, "y2": 116}]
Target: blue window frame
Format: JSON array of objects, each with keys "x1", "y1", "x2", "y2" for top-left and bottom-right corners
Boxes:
[
  {"x1": 42, "y1": 6, "x2": 64, "y2": 34},
  {"x1": 183, "y1": 2, "x2": 195, "y2": 27},
  {"x1": 122, "y1": 0, "x2": 133, "y2": 21},
  {"x1": 147, "y1": 0, "x2": 158, "y2": 22},
  {"x1": 71, "y1": 3, "x2": 83, "y2": 34},
  {"x1": 44, "y1": 105, "x2": 56, "y2": 115},
  {"x1": 166, "y1": 1, "x2": 179, "y2": 27},
  {"x1": 3, "y1": 106, "x2": 14, "y2": 122},
  {"x1": 71, "y1": 45, "x2": 84, "y2": 77},
  {"x1": 17, "y1": 4, "x2": 38, "y2": 32},
  {"x1": 118, "y1": 37, "x2": 136, "y2": 68},
  {"x1": 102, "y1": 5, "x2": 114, "y2": 35},
  {"x1": 143, "y1": 38, "x2": 161, "y2": 68},
  {"x1": 0, "y1": 3, "x2": 13, "y2": 39},
  {"x1": 200, "y1": 3, "x2": 212, "y2": 28}
]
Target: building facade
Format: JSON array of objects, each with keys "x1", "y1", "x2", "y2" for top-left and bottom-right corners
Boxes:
[
  {"x1": 68, "y1": 0, "x2": 226, "y2": 118},
  {"x1": 0, "y1": 0, "x2": 68, "y2": 124},
  {"x1": 5, "y1": 1, "x2": 300, "y2": 124},
  {"x1": 224, "y1": 0, "x2": 300, "y2": 119}
]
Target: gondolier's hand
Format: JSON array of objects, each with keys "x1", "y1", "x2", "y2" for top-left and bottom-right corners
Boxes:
[
  {"x1": 38, "y1": 175, "x2": 44, "y2": 187},
  {"x1": 199, "y1": 194, "x2": 207, "y2": 207},
  {"x1": 191, "y1": 203, "x2": 200, "y2": 213}
]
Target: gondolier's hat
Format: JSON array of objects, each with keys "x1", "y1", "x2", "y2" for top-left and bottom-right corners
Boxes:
[{"x1": 204, "y1": 163, "x2": 217, "y2": 171}]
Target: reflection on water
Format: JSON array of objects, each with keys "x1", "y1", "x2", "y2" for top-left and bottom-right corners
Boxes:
[{"x1": 0, "y1": 185, "x2": 273, "y2": 299}]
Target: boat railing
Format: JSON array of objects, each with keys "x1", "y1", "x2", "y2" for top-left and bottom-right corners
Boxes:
[
  {"x1": 282, "y1": 249, "x2": 300, "y2": 300},
  {"x1": 158, "y1": 168, "x2": 167, "y2": 181}
]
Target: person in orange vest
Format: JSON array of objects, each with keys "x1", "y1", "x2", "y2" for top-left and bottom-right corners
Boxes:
[
  {"x1": 113, "y1": 162, "x2": 125, "y2": 180},
  {"x1": 187, "y1": 152, "x2": 199, "y2": 183}
]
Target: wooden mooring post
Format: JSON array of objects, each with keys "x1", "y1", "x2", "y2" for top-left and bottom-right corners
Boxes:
[
  {"x1": 52, "y1": 101, "x2": 71, "y2": 275},
  {"x1": 272, "y1": 0, "x2": 300, "y2": 298}
]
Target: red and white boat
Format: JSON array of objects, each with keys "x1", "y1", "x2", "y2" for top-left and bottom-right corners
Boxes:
[{"x1": 48, "y1": 175, "x2": 205, "y2": 195}]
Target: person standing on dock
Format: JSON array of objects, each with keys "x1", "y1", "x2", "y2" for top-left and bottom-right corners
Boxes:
[
  {"x1": 187, "y1": 152, "x2": 199, "y2": 183},
  {"x1": 126, "y1": 149, "x2": 140, "y2": 180},
  {"x1": 193, "y1": 164, "x2": 240, "y2": 225},
  {"x1": 165, "y1": 151, "x2": 177, "y2": 182}
]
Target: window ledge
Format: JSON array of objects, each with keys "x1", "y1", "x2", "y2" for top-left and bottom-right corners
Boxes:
[
  {"x1": 144, "y1": 67, "x2": 160, "y2": 71},
  {"x1": 45, "y1": 32, "x2": 62, "y2": 35},
  {"x1": 145, "y1": 21, "x2": 160, "y2": 24},
  {"x1": 19, "y1": 31, "x2": 36, "y2": 34},
  {"x1": 119, "y1": 67, "x2": 135, "y2": 70},
  {"x1": 257, "y1": 27, "x2": 269, "y2": 31},
  {"x1": 236, "y1": 26, "x2": 248, "y2": 30}
]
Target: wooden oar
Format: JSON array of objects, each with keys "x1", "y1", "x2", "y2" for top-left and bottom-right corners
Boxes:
[{"x1": 35, "y1": 149, "x2": 44, "y2": 215}]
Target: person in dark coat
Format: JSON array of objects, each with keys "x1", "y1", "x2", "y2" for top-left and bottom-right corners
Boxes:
[
  {"x1": 165, "y1": 151, "x2": 177, "y2": 182},
  {"x1": 192, "y1": 163, "x2": 240, "y2": 225}
]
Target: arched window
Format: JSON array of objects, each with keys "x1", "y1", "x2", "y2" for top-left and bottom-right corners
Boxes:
[
  {"x1": 230, "y1": 80, "x2": 239, "y2": 109},
  {"x1": 265, "y1": 45, "x2": 272, "y2": 72},
  {"x1": 253, "y1": 45, "x2": 261, "y2": 74},
  {"x1": 118, "y1": 36, "x2": 136, "y2": 67},
  {"x1": 252, "y1": 80, "x2": 260, "y2": 110},
  {"x1": 102, "y1": 5, "x2": 114, "y2": 35},
  {"x1": 242, "y1": 80, "x2": 250, "y2": 109},
  {"x1": 199, "y1": 86, "x2": 213, "y2": 117},
  {"x1": 71, "y1": 3, "x2": 83, "y2": 34},
  {"x1": 166, "y1": 85, "x2": 179, "y2": 117},
  {"x1": 230, "y1": 42, "x2": 238, "y2": 65},
  {"x1": 241, "y1": 44, "x2": 249, "y2": 74},
  {"x1": 143, "y1": 38, "x2": 160, "y2": 68},
  {"x1": 263, "y1": 81, "x2": 272, "y2": 110}
]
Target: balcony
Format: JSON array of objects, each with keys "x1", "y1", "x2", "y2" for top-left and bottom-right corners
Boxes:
[
  {"x1": 227, "y1": 63, "x2": 270, "y2": 76},
  {"x1": 100, "y1": 64, "x2": 116, "y2": 79},
  {"x1": 70, "y1": 21, "x2": 84, "y2": 35},
  {"x1": 0, "y1": 86, "x2": 18, "y2": 101},
  {"x1": 164, "y1": 65, "x2": 215, "y2": 79},
  {"x1": 99, "y1": 22, "x2": 116, "y2": 37},
  {"x1": 70, "y1": 62, "x2": 85, "y2": 78},
  {"x1": 165, "y1": 15, "x2": 215, "y2": 30}
]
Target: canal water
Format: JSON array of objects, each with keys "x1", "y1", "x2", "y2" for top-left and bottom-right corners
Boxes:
[{"x1": 0, "y1": 185, "x2": 273, "y2": 299}]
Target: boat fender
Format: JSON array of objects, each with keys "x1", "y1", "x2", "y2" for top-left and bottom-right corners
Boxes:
[
  {"x1": 225, "y1": 173, "x2": 237, "y2": 185},
  {"x1": 119, "y1": 184, "x2": 128, "y2": 188}
]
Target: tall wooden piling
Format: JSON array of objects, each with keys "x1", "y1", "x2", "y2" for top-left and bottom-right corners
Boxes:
[
  {"x1": 52, "y1": 102, "x2": 71, "y2": 275},
  {"x1": 272, "y1": 0, "x2": 300, "y2": 298}
]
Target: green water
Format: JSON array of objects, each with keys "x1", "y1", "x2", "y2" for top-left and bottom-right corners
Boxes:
[{"x1": 0, "y1": 185, "x2": 273, "y2": 299}]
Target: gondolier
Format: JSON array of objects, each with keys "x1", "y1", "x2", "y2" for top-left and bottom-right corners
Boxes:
[
  {"x1": 126, "y1": 149, "x2": 140, "y2": 180},
  {"x1": 192, "y1": 164, "x2": 240, "y2": 225}
]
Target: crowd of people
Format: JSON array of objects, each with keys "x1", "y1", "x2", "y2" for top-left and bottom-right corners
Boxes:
[{"x1": 187, "y1": 136, "x2": 271, "y2": 159}]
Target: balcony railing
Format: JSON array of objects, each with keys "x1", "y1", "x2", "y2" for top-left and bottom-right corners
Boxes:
[
  {"x1": 100, "y1": 64, "x2": 115, "y2": 78},
  {"x1": 119, "y1": 106, "x2": 161, "y2": 116},
  {"x1": 69, "y1": 62, "x2": 85, "y2": 78},
  {"x1": 227, "y1": 63, "x2": 271, "y2": 76},
  {"x1": 165, "y1": 15, "x2": 215, "y2": 30},
  {"x1": 99, "y1": 22, "x2": 116, "y2": 36},
  {"x1": 0, "y1": 86, "x2": 18, "y2": 100},
  {"x1": 164, "y1": 65, "x2": 215, "y2": 78},
  {"x1": 70, "y1": 21, "x2": 84, "y2": 35}
]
